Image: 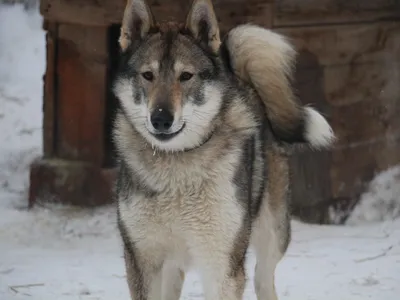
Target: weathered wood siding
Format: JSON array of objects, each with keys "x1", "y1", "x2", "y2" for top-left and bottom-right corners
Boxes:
[
  {"x1": 274, "y1": 0, "x2": 400, "y2": 223},
  {"x1": 30, "y1": 0, "x2": 400, "y2": 222}
]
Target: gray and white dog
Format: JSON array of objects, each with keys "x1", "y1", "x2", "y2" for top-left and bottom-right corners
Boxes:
[{"x1": 112, "y1": 0, "x2": 335, "y2": 299}]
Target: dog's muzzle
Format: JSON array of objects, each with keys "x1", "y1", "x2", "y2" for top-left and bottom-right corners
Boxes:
[{"x1": 149, "y1": 108, "x2": 185, "y2": 141}]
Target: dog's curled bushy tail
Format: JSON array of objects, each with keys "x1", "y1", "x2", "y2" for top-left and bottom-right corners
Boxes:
[{"x1": 221, "y1": 24, "x2": 335, "y2": 149}]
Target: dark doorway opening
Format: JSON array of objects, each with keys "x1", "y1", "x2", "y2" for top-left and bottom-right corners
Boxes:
[{"x1": 104, "y1": 24, "x2": 122, "y2": 168}]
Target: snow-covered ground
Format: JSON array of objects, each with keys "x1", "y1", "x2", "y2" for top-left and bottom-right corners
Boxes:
[{"x1": 0, "y1": 4, "x2": 399, "y2": 300}]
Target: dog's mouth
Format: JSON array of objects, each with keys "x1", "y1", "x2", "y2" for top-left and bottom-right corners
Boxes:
[{"x1": 151, "y1": 123, "x2": 186, "y2": 141}]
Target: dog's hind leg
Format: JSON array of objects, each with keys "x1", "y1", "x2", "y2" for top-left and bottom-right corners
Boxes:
[
  {"x1": 251, "y1": 204, "x2": 290, "y2": 300},
  {"x1": 251, "y1": 216, "x2": 289, "y2": 300},
  {"x1": 251, "y1": 152, "x2": 291, "y2": 300}
]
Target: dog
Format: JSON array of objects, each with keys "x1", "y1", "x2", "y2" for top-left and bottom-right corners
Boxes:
[{"x1": 112, "y1": 0, "x2": 335, "y2": 299}]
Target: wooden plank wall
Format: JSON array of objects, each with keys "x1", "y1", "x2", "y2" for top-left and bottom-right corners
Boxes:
[
  {"x1": 40, "y1": 0, "x2": 274, "y2": 30},
  {"x1": 42, "y1": 23, "x2": 109, "y2": 165},
  {"x1": 56, "y1": 24, "x2": 108, "y2": 165},
  {"x1": 273, "y1": 0, "x2": 400, "y2": 223}
]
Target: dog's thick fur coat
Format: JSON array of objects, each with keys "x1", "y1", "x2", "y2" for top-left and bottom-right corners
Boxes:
[{"x1": 113, "y1": 1, "x2": 334, "y2": 299}]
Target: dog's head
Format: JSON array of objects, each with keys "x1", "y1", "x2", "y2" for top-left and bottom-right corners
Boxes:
[{"x1": 113, "y1": 0, "x2": 226, "y2": 151}]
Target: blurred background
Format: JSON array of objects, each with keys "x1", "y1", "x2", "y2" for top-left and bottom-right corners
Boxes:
[{"x1": 0, "y1": 0, "x2": 399, "y2": 299}]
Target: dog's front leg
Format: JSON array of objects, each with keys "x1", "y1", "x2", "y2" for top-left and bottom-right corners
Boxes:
[
  {"x1": 161, "y1": 264, "x2": 185, "y2": 300},
  {"x1": 196, "y1": 250, "x2": 246, "y2": 300},
  {"x1": 191, "y1": 225, "x2": 248, "y2": 300},
  {"x1": 123, "y1": 246, "x2": 163, "y2": 300}
]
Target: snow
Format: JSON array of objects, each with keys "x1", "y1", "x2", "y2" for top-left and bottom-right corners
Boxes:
[
  {"x1": 0, "y1": 3, "x2": 43, "y2": 210},
  {"x1": 0, "y1": 3, "x2": 400, "y2": 300},
  {"x1": 346, "y1": 166, "x2": 400, "y2": 225}
]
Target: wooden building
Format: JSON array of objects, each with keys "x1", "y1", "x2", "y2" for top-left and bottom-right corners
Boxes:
[{"x1": 29, "y1": 0, "x2": 400, "y2": 224}]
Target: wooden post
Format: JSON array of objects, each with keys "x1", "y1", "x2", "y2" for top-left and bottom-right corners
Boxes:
[{"x1": 29, "y1": 19, "x2": 116, "y2": 207}]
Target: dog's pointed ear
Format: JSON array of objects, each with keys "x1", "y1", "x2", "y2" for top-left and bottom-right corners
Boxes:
[
  {"x1": 185, "y1": 0, "x2": 220, "y2": 53},
  {"x1": 119, "y1": 0, "x2": 156, "y2": 51}
]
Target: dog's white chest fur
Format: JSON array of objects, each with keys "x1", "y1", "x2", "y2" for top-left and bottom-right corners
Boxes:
[{"x1": 118, "y1": 148, "x2": 244, "y2": 271}]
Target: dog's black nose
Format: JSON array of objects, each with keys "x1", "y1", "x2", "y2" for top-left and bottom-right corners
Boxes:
[{"x1": 150, "y1": 108, "x2": 174, "y2": 132}]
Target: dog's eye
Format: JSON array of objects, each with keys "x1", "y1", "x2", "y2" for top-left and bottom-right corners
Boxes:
[
  {"x1": 179, "y1": 72, "x2": 193, "y2": 82},
  {"x1": 142, "y1": 71, "x2": 154, "y2": 81}
]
